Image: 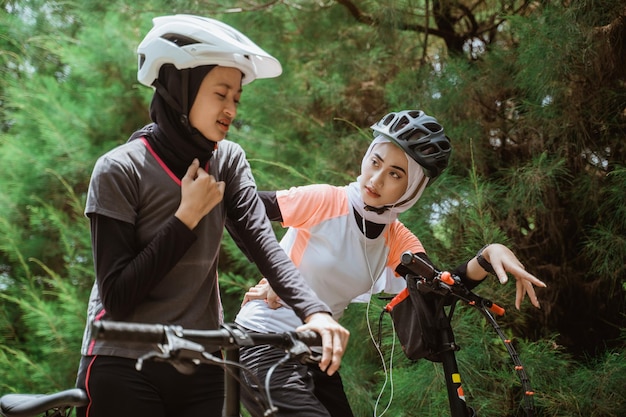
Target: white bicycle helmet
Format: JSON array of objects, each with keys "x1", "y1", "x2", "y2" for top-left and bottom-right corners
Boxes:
[
  {"x1": 137, "y1": 14, "x2": 282, "y2": 86},
  {"x1": 371, "y1": 110, "x2": 451, "y2": 179}
]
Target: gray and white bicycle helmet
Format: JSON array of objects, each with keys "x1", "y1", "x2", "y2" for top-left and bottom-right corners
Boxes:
[
  {"x1": 137, "y1": 14, "x2": 282, "y2": 87},
  {"x1": 371, "y1": 110, "x2": 451, "y2": 179}
]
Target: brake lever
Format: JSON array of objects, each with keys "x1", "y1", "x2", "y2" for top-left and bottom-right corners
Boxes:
[
  {"x1": 135, "y1": 325, "x2": 207, "y2": 374},
  {"x1": 285, "y1": 333, "x2": 321, "y2": 365}
]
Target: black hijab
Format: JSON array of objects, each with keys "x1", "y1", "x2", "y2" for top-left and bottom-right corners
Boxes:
[{"x1": 130, "y1": 64, "x2": 217, "y2": 179}]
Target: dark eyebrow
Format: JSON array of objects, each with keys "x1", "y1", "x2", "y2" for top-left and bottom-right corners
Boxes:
[
  {"x1": 373, "y1": 152, "x2": 407, "y2": 175},
  {"x1": 216, "y1": 82, "x2": 242, "y2": 94}
]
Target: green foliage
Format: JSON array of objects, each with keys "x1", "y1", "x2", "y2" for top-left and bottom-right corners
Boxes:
[
  {"x1": 0, "y1": 1, "x2": 625, "y2": 415},
  {"x1": 0, "y1": 271, "x2": 87, "y2": 393},
  {"x1": 531, "y1": 340, "x2": 626, "y2": 417},
  {"x1": 0, "y1": 186, "x2": 90, "y2": 393},
  {"x1": 339, "y1": 302, "x2": 626, "y2": 417},
  {"x1": 582, "y1": 166, "x2": 626, "y2": 291}
]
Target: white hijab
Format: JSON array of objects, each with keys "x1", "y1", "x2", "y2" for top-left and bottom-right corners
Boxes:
[{"x1": 347, "y1": 135, "x2": 428, "y2": 225}]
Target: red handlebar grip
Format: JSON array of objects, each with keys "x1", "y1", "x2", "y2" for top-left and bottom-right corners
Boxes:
[{"x1": 490, "y1": 303, "x2": 505, "y2": 316}]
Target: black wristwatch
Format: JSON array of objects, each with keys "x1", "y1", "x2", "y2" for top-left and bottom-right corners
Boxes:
[{"x1": 476, "y1": 244, "x2": 495, "y2": 275}]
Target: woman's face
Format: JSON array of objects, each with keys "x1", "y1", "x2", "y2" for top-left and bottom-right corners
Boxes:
[
  {"x1": 189, "y1": 66, "x2": 242, "y2": 142},
  {"x1": 359, "y1": 142, "x2": 409, "y2": 207}
]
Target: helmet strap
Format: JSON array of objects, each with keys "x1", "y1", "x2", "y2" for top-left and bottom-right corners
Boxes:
[
  {"x1": 153, "y1": 79, "x2": 184, "y2": 116},
  {"x1": 180, "y1": 69, "x2": 189, "y2": 123}
]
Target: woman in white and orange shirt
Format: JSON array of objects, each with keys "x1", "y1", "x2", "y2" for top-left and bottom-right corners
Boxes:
[{"x1": 235, "y1": 110, "x2": 546, "y2": 417}]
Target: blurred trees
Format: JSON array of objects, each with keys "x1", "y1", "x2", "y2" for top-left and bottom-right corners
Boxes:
[{"x1": 0, "y1": 1, "x2": 624, "y2": 415}]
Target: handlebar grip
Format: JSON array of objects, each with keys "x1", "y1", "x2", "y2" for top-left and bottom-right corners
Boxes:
[
  {"x1": 295, "y1": 330, "x2": 322, "y2": 347},
  {"x1": 92, "y1": 320, "x2": 169, "y2": 343},
  {"x1": 247, "y1": 330, "x2": 322, "y2": 349},
  {"x1": 400, "y1": 251, "x2": 437, "y2": 280}
]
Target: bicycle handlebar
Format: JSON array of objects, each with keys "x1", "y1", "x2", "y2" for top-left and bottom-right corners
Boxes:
[
  {"x1": 0, "y1": 323, "x2": 322, "y2": 417},
  {"x1": 91, "y1": 320, "x2": 322, "y2": 349},
  {"x1": 400, "y1": 251, "x2": 505, "y2": 316}
]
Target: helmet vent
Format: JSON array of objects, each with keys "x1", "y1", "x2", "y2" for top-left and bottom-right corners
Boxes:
[
  {"x1": 382, "y1": 114, "x2": 395, "y2": 126},
  {"x1": 414, "y1": 144, "x2": 438, "y2": 155},
  {"x1": 394, "y1": 116, "x2": 410, "y2": 131},
  {"x1": 162, "y1": 33, "x2": 199, "y2": 47},
  {"x1": 407, "y1": 110, "x2": 422, "y2": 118},
  {"x1": 399, "y1": 129, "x2": 427, "y2": 142},
  {"x1": 423, "y1": 122, "x2": 443, "y2": 133}
]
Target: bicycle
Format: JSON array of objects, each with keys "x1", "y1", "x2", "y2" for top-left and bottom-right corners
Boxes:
[
  {"x1": 392, "y1": 251, "x2": 536, "y2": 417},
  {"x1": 2, "y1": 252, "x2": 537, "y2": 417},
  {"x1": 0, "y1": 320, "x2": 321, "y2": 417}
]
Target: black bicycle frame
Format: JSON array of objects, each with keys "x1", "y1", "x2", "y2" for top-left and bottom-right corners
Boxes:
[
  {"x1": 432, "y1": 299, "x2": 476, "y2": 417},
  {"x1": 224, "y1": 348, "x2": 241, "y2": 417}
]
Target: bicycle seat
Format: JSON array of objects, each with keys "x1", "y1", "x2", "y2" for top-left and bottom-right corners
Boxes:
[{"x1": 0, "y1": 388, "x2": 88, "y2": 417}]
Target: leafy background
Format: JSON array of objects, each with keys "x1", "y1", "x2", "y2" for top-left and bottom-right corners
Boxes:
[{"x1": 0, "y1": 1, "x2": 624, "y2": 416}]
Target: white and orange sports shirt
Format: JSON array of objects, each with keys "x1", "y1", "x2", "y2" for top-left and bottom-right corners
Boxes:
[{"x1": 235, "y1": 183, "x2": 424, "y2": 334}]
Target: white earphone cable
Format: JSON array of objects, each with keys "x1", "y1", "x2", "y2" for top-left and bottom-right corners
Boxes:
[{"x1": 361, "y1": 214, "x2": 397, "y2": 417}]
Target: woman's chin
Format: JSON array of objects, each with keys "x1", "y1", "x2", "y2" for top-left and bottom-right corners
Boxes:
[{"x1": 362, "y1": 196, "x2": 381, "y2": 208}]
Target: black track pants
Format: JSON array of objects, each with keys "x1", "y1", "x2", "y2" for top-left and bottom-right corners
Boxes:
[
  {"x1": 239, "y1": 344, "x2": 355, "y2": 417},
  {"x1": 75, "y1": 355, "x2": 224, "y2": 417}
]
